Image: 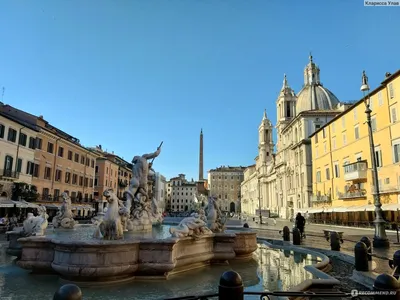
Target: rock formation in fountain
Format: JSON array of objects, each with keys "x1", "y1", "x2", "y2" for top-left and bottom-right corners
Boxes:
[
  {"x1": 206, "y1": 196, "x2": 226, "y2": 233},
  {"x1": 124, "y1": 143, "x2": 163, "y2": 231},
  {"x1": 21, "y1": 205, "x2": 49, "y2": 236},
  {"x1": 169, "y1": 213, "x2": 212, "y2": 238},
  {"x1": 93, "y1": 189, "x2": 124, "y2": 240},
  {"x1": 52, "y1": 192, "x2": 77, "y2": 229}
]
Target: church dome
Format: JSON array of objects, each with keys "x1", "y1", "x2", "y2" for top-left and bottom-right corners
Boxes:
[{"x1": 295, "y1": 55, "x2": 340, "y2": 115}]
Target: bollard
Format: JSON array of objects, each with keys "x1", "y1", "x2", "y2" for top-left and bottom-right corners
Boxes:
[
  {"x1": 53, "y1": 284, "x2": 82, "y2": 300},
  {"x1": 243, "y1": 223, "x2": 249, "y2": 228},
  {"x1": 389, "y1": 250, "x2": 400, "y2": 279},
  {"x1": 373, "y1": 273, "x2": 400, "y2": 300},
  {"x1": 219, "y1": 271, "x2": 244, "y2": 300},
  {"x1": 360, "y1": 236, "x2": 372, "y2": 261},
  {"x1": 330, "y1": 232, "x2": 341, "y2": 251},
  {"x1": 354, "y1": 242, "x2": 369, "y2": 272},
  {"x1": 292, "y1": 228, "x2": 301, "y2": 245},
  {"x1": 282, "y1": 226, "x2": 290, "y2": 242}
]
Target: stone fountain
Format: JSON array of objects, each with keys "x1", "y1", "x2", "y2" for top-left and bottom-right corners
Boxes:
[{"x1": 12, "y1": 144, "x2": 258, "y2": 285}]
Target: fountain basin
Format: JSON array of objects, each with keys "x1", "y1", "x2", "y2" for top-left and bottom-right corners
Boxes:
[
  {"x1": 6, "y1": 230, "x2": 23, "y2": 258},
  {"x1": 15, "y1": 231, "x2": 257, "y2": 284}
]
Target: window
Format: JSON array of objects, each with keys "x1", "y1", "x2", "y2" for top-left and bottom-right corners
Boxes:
[
  {"x1": 393, "y1": 143, "x2": 400, "y2": 163},
  {"x1": 33, "y1": 164, "x2": 39, "y2": 177},
  {"x1": 80, "y1": 156, "x2": 85, "y2": 164},
  {"x1": 342, "y1": 133, "x2": 347, "y2": 145},
  {"x1": 54, "y1": 189, "x2": 60, "y2": 201},
  {"x1": 36, "y1": 138, "x2": 42, "y2": 149},
  {"x1": 316, "y1": 171, "x2": 321, "y2": 183},
  {"x1": 26, "y1": 161, "x2": 34, "y2": 175},
  {"x1": 94, "y1": 178, "x2": 98, "y2": 186},
  {"x1": 315, "y1": 124, "x2": 321, "y2": 130},
  {"x1": 354, "y1": 126, "x2": 360, "y2": 139},
  {"x1": 332, "y1": 138, "x2": 336, "y2": 150},
  {"x1": 95, "y1": 166, "x2": 99, "y2": 173},
  {"x1": 90, "y1": 178, "x2": 93, "y2": 187},
  {"x1": 47, "y1": 142, "x2": 54, "y2": 153},
  {"x1": 334, "y1": 162, "x2": 340, "y2": 178},
  {"x1": 325, "y1": 168, "x2": 330, "y2": 180},
  {"x1": 371, "y1": 118, "x2": 377, "y2": 132},
  {"x1": 353, "y1": 109, "x2": 358, "y2": 121},
  {"x1": 58, "y1": 146, "x2": 64, "y2": 157},
  {"x1": 315, "y1": 134, "x2": 318, "y2": 144},
  {"x1": 378, "y1": 91, "x2": 383, "y2": 106},
  {"x1": 65, "y1": 172, "x2": 71, "y2": 183},
  {"x1": 91, "y1": 159, "x2": 95, "y2": 168},
  {"x1": 44, "y1": 167, "x2": 52, "y2": 180},
  {"x1": 74, "y1": 153, "x2": 79, "y2": 162},
  {"x1": 286, "y1": 102, "x2": 290, "y2": 117},
  {"x1": 342, "y1": 117, "x2": 346, "y2": 128},
  {"x1": 84, "y1": 177, "x2": 88, "y2": 187},
  {"x1": 391, "y1": 106, "x2": 398, "y2": 123},
  {"x1": 3, "y1": 155, "x2": 13, "y2": 176},
  {"x1": 86, "y1": 158, "x2": 90, "y2": 166},
  {"x1": 68, "y1": 150, "x2": 73, "y2": 160},
  {"x1": 323, "y1": 142, "x2": 327, "y2": 153},
  {"x1": 28, "y1": 137, "x2": 36, "y2": 149},
  {"x1": 0, "y1": 124, "x2": 4, "y2": 138},
  {"x1": 72, "y1": 174, "x2": 78, "y2": 184},
  {"x1": 375, "y1": 147, "x2": 383, "y2": 168},
  {"x1": 322, "y1": 128, "x2": 326, "y2": 138},
  {"x1": 7, "y1": 128, "x2": 17, "y2": 142},
  {"x1": 19, "y1": 133, "x2": 27, "y2": 146},
  {"x1": 389, "y1": 83, "x2": 395, "y2": 99},
  {"x1": 16, "y1": 158, "x2": 22, "y2": 172},
  {"x1": 79, "y1": 176, "x2": 83, "y2": 186}
]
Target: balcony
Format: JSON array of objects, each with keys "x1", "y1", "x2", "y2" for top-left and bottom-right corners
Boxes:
[
  {"x1": 0, "y1": 169, "x2": 19, "y2": 180},
  {"x1": 312, "y1": 195, "x2": 332, "y2": 203},
  {"x1": 337, "y1": 189, "x2": 367, "y2": 200},
  {"x1": 372, "y1": 185, "x2": 400, "y2": 194},
  {"x1": 343, "y1": 160, "x2": 368, "y2": 181}
]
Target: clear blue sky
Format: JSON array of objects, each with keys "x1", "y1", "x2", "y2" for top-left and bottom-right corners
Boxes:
[{"x1": 0, "y1": 1, "x2": 398, "y2": 181}]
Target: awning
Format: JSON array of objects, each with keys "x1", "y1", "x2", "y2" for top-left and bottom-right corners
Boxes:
[
  {"x1": 0, "y1": 199, "x2": 17, "y2": 208},
  {"x1": 382, "y1": 203, "x2": 400, "y2": 211},
  {"x1": 351, "y1": 205, "x2": 375, "y2": 212},
  {"x1": 20, "y1": 201, "x2": 39, "y2": 208},
  {"x1": 308, "y1": 208, "x2": 324, "y2": 213}
]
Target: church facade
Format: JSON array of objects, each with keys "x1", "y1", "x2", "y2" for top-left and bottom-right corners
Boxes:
[{"x1": 241, "y1": 55, "x2": 350, "y2": 219}]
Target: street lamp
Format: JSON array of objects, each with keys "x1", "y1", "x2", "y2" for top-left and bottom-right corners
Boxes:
[{"x1": 360, "y1": 70, "x2": 390, "y2": 248}]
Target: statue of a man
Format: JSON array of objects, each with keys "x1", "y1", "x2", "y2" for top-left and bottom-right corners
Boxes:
[{"x1": 126, "y1": 146, "x2": 161, "y2": 203}]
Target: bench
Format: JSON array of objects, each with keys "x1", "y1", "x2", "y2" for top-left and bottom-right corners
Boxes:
[{"x1": 323, "y1": 230, "x2": 344, "y2": 243}]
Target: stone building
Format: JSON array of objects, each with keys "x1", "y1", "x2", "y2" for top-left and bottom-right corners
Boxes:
[
  {"x1": 166, "y1": 174, "x2": 198, "y2": 212},
  {"x1": 154, "y1": 172, "x2": 167, "y2": 211},
  {"x1": 0, "y1": 112, "x2": 39, "y2": 199},
  {"x1": 241, "y1": 55, "x2": 349, "y2": 219},
  {"x1": 208, "y1": 166, "x2": 245, "y2": 213},
  {"x1": 0, "y1": 104, "x2": 97, "y2": 209}
]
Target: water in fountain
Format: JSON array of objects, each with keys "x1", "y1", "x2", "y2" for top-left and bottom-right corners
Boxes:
[{"x1": 0, "y1": 242, "x2": 320, "y2": 300}]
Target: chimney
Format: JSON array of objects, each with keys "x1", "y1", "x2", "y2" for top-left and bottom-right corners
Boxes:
[{"x1": 385, "y1": 72, "x2": 392, "y2": 78}]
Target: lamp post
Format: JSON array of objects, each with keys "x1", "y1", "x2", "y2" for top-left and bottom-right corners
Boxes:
[{"x1": 360, "y1": 70, "x2": 390, "y2": 248}]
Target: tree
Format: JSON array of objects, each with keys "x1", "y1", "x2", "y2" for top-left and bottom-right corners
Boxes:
[{"x1": 12, "y1": 182, "x2": 39, "y2": 202}]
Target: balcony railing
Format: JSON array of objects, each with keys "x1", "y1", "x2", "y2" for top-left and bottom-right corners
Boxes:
[
  {"x1": 372, "y1": 185, "x2": 400, "y2": 194},
  {"x1": 337, "y1": 190, "x2": 367, "y2": 199},
  {"x1": 343, "y1": 160, "x2": 368, "y2": 181},
  {"x1": 0, "y1": 169, "x2": 19, "y2": 179},
  {"x1": 312, "y1": 195, "x2": 332, "y2": 203}
]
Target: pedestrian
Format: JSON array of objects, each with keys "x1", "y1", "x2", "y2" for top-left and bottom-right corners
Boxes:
[
  {"x1": 295, "y1": 212, "x2": 306, "y2": 239},
  {"x1": 304, "y1": 211, "x2": 309, "y2": 224}
]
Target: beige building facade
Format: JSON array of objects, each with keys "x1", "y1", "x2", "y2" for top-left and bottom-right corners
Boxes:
[
  {"x1": 208, "y1": 166, "x2": 245, "y2": 212},
  {"x1": 0, "y1": 113, "x2": 39, "y2": 199},
  {"x1": 166, "y1": 174, "x2": 198, "y2": 212}
]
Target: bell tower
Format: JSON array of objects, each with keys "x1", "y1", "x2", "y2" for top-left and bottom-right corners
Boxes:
[
  {"x1": 258, "y1": 110, "x2": 274, "y2": 166},
  {"x1": 276, "y1": 74, "x2": 296, "y2": 152}
]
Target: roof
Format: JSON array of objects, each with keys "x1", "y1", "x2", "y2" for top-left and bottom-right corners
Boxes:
[
  {"x1": 0, "y1": 111, "x2": 40, "y2": 132},
  {"x1": 296, "y1": 84, "x2": 340, "y2": 114},
  {"x1": 310, "y1": 69, "x2": 400, "y2": 138},
  {"x1": 209, "y1": 165, "x2": 247, "y2": 172}
]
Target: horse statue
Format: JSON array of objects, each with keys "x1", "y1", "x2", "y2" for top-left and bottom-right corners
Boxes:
[
  {"x1": 93, "y1": 189, "x2": 124, "y2": 240},
  {"x1": 169, "y1": 213, "x2": 212, "y2": 239},
  {"x1": 21, "y1": 205, "x2": 49, "y2": 236},
  {"x1": 52, "y1": 192, "x2": 77, "y2": 229}
]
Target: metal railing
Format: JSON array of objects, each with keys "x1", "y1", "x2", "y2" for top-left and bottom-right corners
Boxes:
[{"x1": 0, "y1": 169, "x2": 19, "y2": 179}]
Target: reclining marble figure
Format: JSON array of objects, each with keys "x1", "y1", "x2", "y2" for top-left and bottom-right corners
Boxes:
[
  {"x1": 169, "y1": 213, "x2": 212, "y2": 238},
  {"x1": 21, "y1": 205, "x2": 49, "y2": 237}
]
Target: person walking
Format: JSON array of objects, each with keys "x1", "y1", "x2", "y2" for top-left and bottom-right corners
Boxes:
[
  {"x1": 304, "y1": 211, "x2": 310, "y2": 224},
  {"x1": 295, "y1": 212, "x2": 306, "y2": 239}
]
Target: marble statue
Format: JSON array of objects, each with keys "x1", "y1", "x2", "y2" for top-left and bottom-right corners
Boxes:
[
  {"x1": 123, "y1": 143, "x2": 164, "y2": 231},
  {"x1": 93, "y1": 189, "x2": 124, "y2": 240},
  {"x1": 206, "y1": 196, "x2": 226, "y2": 233},
  {"x1": 52, "y1": 192, "x2": 77, "y2": 229},
  {"x1": 169, "y1": 213, "x2": 212, "y2": 238},
  {"x1": 192, "y1": 208, "x2": 207, "y2": 223},
  {"x1": 21, "y1": 205, "x2": 49, "y2": 236},
  {"x1": 118, "y1": 199, "x2": 130, "y2": 232}
]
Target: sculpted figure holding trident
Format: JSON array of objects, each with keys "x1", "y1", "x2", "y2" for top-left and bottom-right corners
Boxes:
[{"x1": 125, "y1": 142, "x2": 162, "y2": 212}]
